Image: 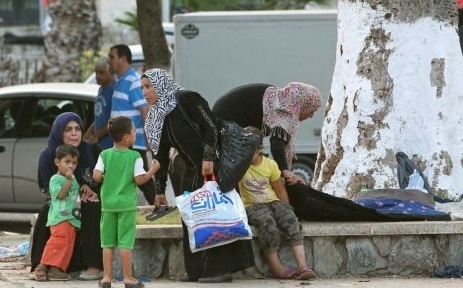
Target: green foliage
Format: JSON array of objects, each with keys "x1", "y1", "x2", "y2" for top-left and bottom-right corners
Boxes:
[
  {"x1": 172, "y1": 0, "x2": 329, "y2": 12},
  {"x1": 114, "y1": 10, "x2": 138, "y2": 31},
  {"x1": 80, "y1": 49, "x2": 103, "y2": 82},
  {"x1": 114, "y1": 0, "x2": 331, "y2": 30}
]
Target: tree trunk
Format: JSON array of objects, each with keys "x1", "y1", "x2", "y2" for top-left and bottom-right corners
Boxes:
[
  {"x1": 34, "y1": 0, "x2": 101, "y2": 82},
  {"x1": 312, "y1": 0, "x2": 463, "y2": 200},
  {"x1": 0, "y1": 39, "x2": 19, "y2": 87},
  {"x1": 137, "y1": 0, "x2": 171, "y2": 72}
]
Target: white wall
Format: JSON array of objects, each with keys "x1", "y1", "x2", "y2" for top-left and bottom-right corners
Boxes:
[{"x1": 97, "y1": 0, "x2": 137, "y2": 27}]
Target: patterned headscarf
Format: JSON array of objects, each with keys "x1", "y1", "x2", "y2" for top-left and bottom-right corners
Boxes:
[
  {"x1": 262, "y1": 82, "x2": 322, "y2": 168},
  {"x1": 143, "y1": 68, "x2": 183, "y2": 155}
]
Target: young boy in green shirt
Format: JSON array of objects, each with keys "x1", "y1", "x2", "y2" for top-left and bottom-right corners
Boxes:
[
  {"x1": 93, "y1": 116, "x2": 159, "y2": 288},
  {"x1": 34, "y1": 144, "x2": 81, "y2": 282}
]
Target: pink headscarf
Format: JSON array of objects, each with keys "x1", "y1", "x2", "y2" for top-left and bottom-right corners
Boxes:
[{"x1": 262, "y1": 82, "x2": 322, "y2": 168}]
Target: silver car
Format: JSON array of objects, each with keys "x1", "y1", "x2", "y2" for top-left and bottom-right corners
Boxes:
[{"x1": 0, "y1": 83, "x2": 99, "y2": 212}]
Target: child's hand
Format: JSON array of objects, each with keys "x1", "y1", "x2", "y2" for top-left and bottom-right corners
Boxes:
[
  {"x1": 65, "y1": 170, "x2": 74, "y2": 181},
  {"x1": 80, "y1": 185, "x2": 99, "y2": 202},
  {"x1": 151, "y1": 159, "x2": 160, "y2": 172}
]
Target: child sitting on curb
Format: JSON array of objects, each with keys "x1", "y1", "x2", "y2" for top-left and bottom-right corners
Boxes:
[{"x1": 239, "y1": 126, "x2": 316, "y2": 280}]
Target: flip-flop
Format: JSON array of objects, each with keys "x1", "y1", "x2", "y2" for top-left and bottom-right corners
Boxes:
[
  {"x1": 272, "y1": 267, "x2": 298, "y2": 279},
  {"x1": 124, "y1": 279, "x2": 145, "y2": 288},
  {"x1": 294, "y1": 267, "x2": 316, "y2": 280},
  {"x1": 145, "y1": 206, "x2": 176, "y2": 221}
]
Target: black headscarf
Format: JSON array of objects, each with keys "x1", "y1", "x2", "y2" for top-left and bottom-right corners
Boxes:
[{"x1": 37, "y1": 112, "x2": 98, "y2": 202}]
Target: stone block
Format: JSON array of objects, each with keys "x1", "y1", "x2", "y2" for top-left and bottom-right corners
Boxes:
[{"x1": 132, "y1": 221, "x2": 463, "y2": 279}]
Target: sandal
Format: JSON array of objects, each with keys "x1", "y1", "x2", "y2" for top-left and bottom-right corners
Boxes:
[
  {"x1": 34, "y1": 270, "x2": 47, "y2": 282},
  {"x1": 145, "y1": 206, "x2": 176, "y2": 221},
  {"x1": 34, "y1": 264, "x2": 48, "y2": 282},
  {"x1": 272, "y1": 266, "x2": 298, "y2": 279},
  {"x1": 294, "y1": 267, "x2": 316, "y2": 280}
]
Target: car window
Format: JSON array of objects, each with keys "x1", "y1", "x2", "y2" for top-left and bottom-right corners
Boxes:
[
  {"x1": 0, "y1": 97, "x2": 94, "y2": 139},
  {"x1": 29, "y1": 98, "x2": 94, "y2": 138},
  {"x1": 0, "y1": 98, "x2": 25, "y2": 138}
]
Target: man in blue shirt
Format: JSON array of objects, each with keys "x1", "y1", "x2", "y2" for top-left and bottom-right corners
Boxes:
[
  {"x1": 107, "y1": 44, "x2": 156, "y2": 205},
  {"x1": 84, "y1": 57, "x2": 115, "y2": 149}
]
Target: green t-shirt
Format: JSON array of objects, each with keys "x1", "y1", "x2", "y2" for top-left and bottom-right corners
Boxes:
[
  {"x1": 47, "y1": 174, "x2": 81, "y2": 228},
  {"x1": 97, "y1": 148, "x2": 142, "y2": 212}
]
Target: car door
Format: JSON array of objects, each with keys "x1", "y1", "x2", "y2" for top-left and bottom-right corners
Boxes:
[
  {"x1": 0, "y1": 98, "x2": 26, "y2": 207},
  {"x1": 12, "y1": 97, "x2": 94, "y2": 211}
]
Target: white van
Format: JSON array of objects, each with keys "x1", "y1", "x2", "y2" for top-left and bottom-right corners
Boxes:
[
  {"x1": 84, "y1": 22, "x2": 174, "y2": 84},
  {"x1": 173, "y1": 10, "x2": 338, "y2": 182}
]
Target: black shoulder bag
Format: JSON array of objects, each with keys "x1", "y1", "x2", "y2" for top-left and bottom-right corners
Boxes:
[{"x1": 176, "y1": 92, "x2": 260, "y2": 193}]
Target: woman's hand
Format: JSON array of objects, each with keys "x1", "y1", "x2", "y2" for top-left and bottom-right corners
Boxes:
[
  {"x1": 201, "y1": 160, "x2": 214, "y2": 177},
  {"x1": 154, "y1": 194, "x2": 168, "y2": 208},
  {"x1": 282, "y1": 170, "x2": 306, "y2": 185},
  {"x1": 80, "y1": 184, "x2": 99, "y2": 202}
]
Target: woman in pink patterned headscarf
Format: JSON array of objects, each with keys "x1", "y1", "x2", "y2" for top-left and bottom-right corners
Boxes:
[
  {"x1": 262, "y1": 82, "x2": 322, "y2": 170},
  {"x1": 213, "y1": 82, "x2": 322, "y2": 185}
]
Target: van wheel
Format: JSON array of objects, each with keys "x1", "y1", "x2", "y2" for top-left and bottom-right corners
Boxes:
[{"x1": 291, "y1": 155, "x2": 316, "y2": 184}]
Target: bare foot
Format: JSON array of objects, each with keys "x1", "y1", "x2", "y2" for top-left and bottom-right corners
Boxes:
[{"x1": 85, "y1": 267, "x2": 101, "y2": 275}]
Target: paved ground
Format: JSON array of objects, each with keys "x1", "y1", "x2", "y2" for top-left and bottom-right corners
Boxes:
[
  {"x1": 0, "y1": 262, "x2": 462, "y2": 288},
  {"x1": 1, "y1": 227, "x2": 463, "y2": 287}
]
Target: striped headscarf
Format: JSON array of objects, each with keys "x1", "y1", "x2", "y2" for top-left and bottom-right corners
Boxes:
[
  {"x1": 262, "y1": 82, "x2": 321, "y2": 168},
  {"x1": 143, "y1": 69, "x2": 183, "y2": 155}
]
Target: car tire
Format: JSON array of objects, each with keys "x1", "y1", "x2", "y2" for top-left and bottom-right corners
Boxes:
[{"x1": 292, "y1": 155, "x2": 316, "y2": 184}]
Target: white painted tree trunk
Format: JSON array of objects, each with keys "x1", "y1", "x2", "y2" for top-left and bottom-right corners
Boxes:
[{"x1": 312, "y1": 0, "x2": 463, "y2": 200}]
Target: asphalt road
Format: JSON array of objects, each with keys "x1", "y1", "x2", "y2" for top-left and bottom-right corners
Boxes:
[{"x1": 0, "y1": 213, "x2": 34, "y2": 235}]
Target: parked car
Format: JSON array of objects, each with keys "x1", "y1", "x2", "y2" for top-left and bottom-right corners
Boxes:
[{"x1": 0, "y1": 82, "x2": 99, "y2": 212}]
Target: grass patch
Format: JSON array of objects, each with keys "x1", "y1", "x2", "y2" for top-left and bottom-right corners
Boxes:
[{"x1": 136, "y1": 207, "x2": 181, "y2": 225}]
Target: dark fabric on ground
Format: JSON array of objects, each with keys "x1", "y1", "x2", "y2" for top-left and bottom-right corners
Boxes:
[
  {"x1": 286, "y1": 183, "x2": 450, "y2": 222},
  {"x1": 432, "y1": 265, "x2": 463, "y2": 278},
  {"x1": 355, "y1": 198, "x2": 450, "y2": 221},
  {"x1": 354, "y1": 188, "x2": 435, "y2": 207}
]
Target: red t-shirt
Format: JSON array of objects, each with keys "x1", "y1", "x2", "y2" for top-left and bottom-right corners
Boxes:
[{"x1": 459, "y1": 0, "x2": 463, "y2": 9}]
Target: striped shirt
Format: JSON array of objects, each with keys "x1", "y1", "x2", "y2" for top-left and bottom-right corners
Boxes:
[{"x1": 111, "y1": 68, "x2": 148, "y2": 150}]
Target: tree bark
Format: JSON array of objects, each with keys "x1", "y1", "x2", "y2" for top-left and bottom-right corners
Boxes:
[
  {"x1": 312, "y1": 0, "x2": 463, "y2": 200},
  {"x1": 136, "y1": 0, "x2": 171, "y2": 72},
  {"x1": 0, "y1": 39, "x2": 19, "y2": 87},
  {"x1": 34, "y1": 0, "x2": 101, "y2": 82}
]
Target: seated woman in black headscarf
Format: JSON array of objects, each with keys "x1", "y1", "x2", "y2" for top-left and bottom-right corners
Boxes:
[{"x1": 30, "y1": 112, "x2": 103, "y2": 280}]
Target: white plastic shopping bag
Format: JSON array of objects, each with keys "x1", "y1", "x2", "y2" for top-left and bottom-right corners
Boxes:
[
  {"x1": 406, "y1": 169, "x2": 427, "y2": 193},
  {"x1": 175, "y1": 178, "x2": 253, "y2": 253}
]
